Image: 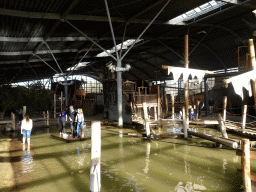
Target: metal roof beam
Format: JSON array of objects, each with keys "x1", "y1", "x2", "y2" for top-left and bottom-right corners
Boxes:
[
  {"x1": 0, "y1": 36, "x2": 127, "y2": 42},
  {"x1": 217, "y1": 0, "x2": 240, "y2": 4},
  {"x1": 0, "y1": 8, "x2": 164, "y2": 24},
  {"x1": 26, "y1": 0, "x2": 81, "y2": 63},
  {"x1": 0, "y1": 48, "x2": 101, "y2": 56}
]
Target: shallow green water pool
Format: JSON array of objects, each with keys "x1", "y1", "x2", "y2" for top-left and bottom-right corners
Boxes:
[{"x1": 4, "y1": 125, "x2": 256, "y2": 192}]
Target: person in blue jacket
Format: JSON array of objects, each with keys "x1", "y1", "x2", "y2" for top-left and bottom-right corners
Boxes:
[
  {"x1": 190, "y1": 108, "x2": 195, "y2": 120},
  {"x1": 59, "y1": 107, "x2": 68, "y2": 135}
]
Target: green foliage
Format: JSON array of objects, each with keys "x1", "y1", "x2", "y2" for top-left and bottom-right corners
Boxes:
[{"x1": 0, "y1": 83, "x2": 50, "y2": 115}]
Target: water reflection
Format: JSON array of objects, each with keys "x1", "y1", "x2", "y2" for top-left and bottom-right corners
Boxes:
[
  {"x1": 21, "y1": 145, "x2": 34, "y2": 173},
  {"x1": 119, "y1": 129, "x2": 124, "y2": 170},
  {"x1": 76, "y1": 146, "x2": 85, "y2": 167},
  {"x1": 143, "y1": 142, "x2": 151, "y2": 174},
  {"x1": 222, "y1": 159, "x2": 227, "y2": 174},
  {"x1": 175, "y1": 181, "x2": 207, "y2": 192},
  {"x1": 184, "y1": 145, "x2": 190, "y2": 175}
]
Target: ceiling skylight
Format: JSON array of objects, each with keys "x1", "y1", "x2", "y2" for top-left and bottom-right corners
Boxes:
[
  {"x1": 165, "y1": 0, "x2": 227, "y2": 25},
  {"x1": 66, "y1": 62, "x2": 90, "y2": 71},
  {"x1": 96, "y1": 39, "x2": 143, "y2": 57}
]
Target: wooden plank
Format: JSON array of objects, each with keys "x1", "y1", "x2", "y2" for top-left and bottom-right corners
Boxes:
[
  {"x1": 51, "y1": 132, "x2": 90, "y2": 142},
  {"x1": 0, "y1": 121, "x2": 12, "y2": 124},
  {"x1": 236, "y1": 149, "x2": 256, "y2": 159},
  {"x1": 238, "y1": 169, "x2": 256, "y2": 182}
]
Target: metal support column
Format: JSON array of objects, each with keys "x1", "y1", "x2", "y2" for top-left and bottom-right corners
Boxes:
[
  {"x1": 64, "y1": 77, "x2": 68, "y2": 107},
  {"x1": 204, "y1": 77, "x2": 209, "y2": 116},
  {"x1": 117, "y1": 60, "x2": 123, "y2": 126}
]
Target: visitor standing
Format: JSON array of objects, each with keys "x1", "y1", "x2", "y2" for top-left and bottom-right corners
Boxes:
[
  {"x1": 147, "y1": 106, "x2": 151, "y2": 119},
  {"x1": 59, "y1": 108, "x2": 68, "y2": 135},
  {"x1": 68, "y1": 105, "x2": 77, "y2": 136},
  {"x1": 75, "y1": 108, "x2": 84, "y2": 138},
  {"x1": 199, "y1": 102, "x2": 204, "y2": 117},
  {"x1": 21, "y1": 114, "x2": 33, "y2": 150},
  {"x1": 190, "y1": 108, "x2": 195, "y2": 120}
]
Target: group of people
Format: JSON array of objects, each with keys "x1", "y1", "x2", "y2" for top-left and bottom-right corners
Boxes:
[
  {"x1": 19, "y1": 105, "x2": 85, "y2": 151},
  {"x1": 59, "y1": 105, "x2": 85, "y2": 138}
]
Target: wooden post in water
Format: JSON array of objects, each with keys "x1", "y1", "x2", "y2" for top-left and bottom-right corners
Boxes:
[
  {"x1": 217, "y1": 114, "x2": 228, "y2": 138},
  {"x1": 157, "y1": 85, "x2": 161, "y2": 119},
  {"x1": 172, "y1": 95, "x2": 175, "y2": 120},
  {"x1": 143, "y1": 102, "x2": 150, "y2": 137},
  {"x1": 184, "y1": 34, "x2": 189, "y2": 138},
  {"x1": 90, "y1": 121, "x2": 101, "y2": 192},
  {"x1": 196, "y1": 100, "x2": 200, "y2": 120},
  {"x1": 54, "y1": 93, "x2": 56, "y2": 118},
  {"x1": 47, "y1": 110, "x2": 49, "y2": 126},
  {"x1": 182, "y1": 106, "x2": 188, "y2": 138},
  {"x1": 11, "y1": 112, "x2": 15, "y2": 130},
  {"x1": 154, "y1": 106, "x2": 157, "y2": 121},
  {"x1": 242, "y1": 105, "x2": 247, "y2": 132},
  {"x1": 23, "y1": 106, "x2": 26, "y2": 117},
  {"x1": 166, "y1": 94, "x2": 168, "y2": 115},
  {"x1": 241, "y1": 139, "x2": 251, "y2": 192},
  {"x1": 223, "y1": 96, "x2": 227, "y2": 122}
]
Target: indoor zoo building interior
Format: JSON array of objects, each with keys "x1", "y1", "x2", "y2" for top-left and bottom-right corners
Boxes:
[{"x1": 1, "y1": 0, "x2": 256, "y2": 191}]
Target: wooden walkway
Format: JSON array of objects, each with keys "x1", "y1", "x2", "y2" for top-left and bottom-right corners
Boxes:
[
  {"x1": 51, "y1": 132, "x2": 91, "y2": 142},
  {"x1": 225, "y1": 120, "x2": 256, "y2": 138}
]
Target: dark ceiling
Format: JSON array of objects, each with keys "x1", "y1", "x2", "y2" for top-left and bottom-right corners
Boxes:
[{"x1": 0, "y1": 0, "x2": 256, "y2": 84}]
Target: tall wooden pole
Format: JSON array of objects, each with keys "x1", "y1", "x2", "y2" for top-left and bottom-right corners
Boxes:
[
  {"x1": 54, "y1": 93, "x2": 56, "y2": 118},
  {"x1": 204, "y1": 77, "x2": 209, "y2": 116},
  {"x1": 143, "y1": 102, "x2": 150, "y2": 137},
  {"x1": 23, "y1": 106, "x2": 26, "y2": 117},
  {"x1": 157, "y1": 85, "x2": 161, "y2": 120},
  {"x1": 248, "y1": 39, "x2": 255, "y2": 70},
  {"x1": 241, "y1": 139, "x2": 251, "y2": 192},
  {"x1": 242, "y1": 105, "x2": 247, "y2": 132},
  {"x1": 184, "y1": 34, "x2": 189, "y2": 138},
  {"x1": 11, "y1": 112, "x2": 15, "y2": 130},
  {"x1": 182, "y1": 106, "x2": 188, "y2": 138},
  {"x1": 47, "y1": 110, "x2": 49, "y2": 126},
  {"x1": 90, "y1": 121, "x2": 101, "y2": 192},
  {"x1": 172, "y1": 95, "x2": 175, "y2": 119},
  {"x1": 223, "y1": 96, "x2": 227, "y2": 122},
  {"x1": 196, "y1": 100, "x2": 200, "y2": 120},
  {"x1": 165, "y1": 94, "x2": 168, "y2": 115},
  {"x1": 154, "y1": 106, "x2": 157, "y2": 121},
  {"x1": 248, "y1": 39, "x2": 256, "y2": 113}
]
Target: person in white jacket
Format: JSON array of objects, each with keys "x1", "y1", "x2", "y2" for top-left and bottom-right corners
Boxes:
[
  {"x1": 21, "y1": 114, "x2": 33, "y2": 149},
  {"x1": 75, "y1": 108, "x2": 84, "y2": 138}
]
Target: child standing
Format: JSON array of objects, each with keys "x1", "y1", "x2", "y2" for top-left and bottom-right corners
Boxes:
[
  {"x1": 190, "y1": 108, "x2": 195, "y2": 120},
  {"x1": 21, "y1": 114, "x2": 33, "y2": 150},
  {"x1": 75, "y1": 108, "x2": 84, "y2": 138}
]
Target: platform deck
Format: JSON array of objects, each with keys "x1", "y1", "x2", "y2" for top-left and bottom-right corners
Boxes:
[{"x1": 51, "y1": 132, "x2": 91, "y2": 142}]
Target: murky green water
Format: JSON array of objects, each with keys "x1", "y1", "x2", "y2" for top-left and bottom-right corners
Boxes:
[{"x1": 4, "y1": 124, "x2": 256, "y2": 192}]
